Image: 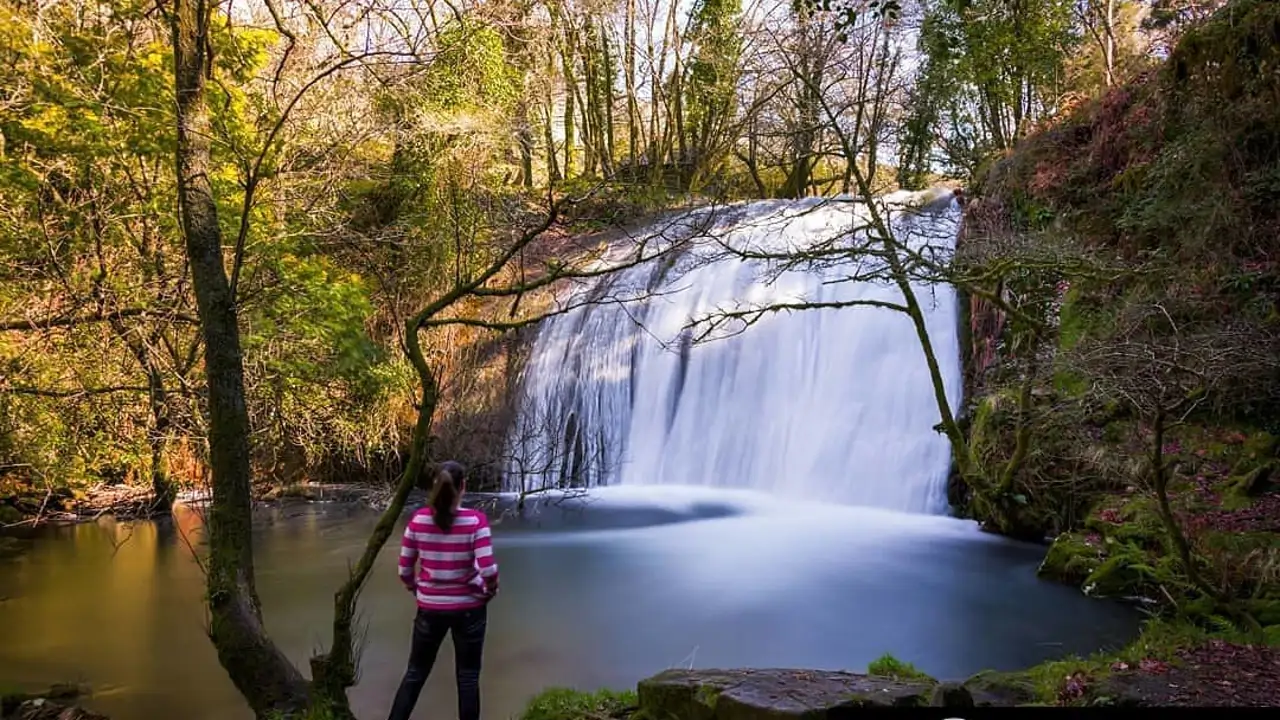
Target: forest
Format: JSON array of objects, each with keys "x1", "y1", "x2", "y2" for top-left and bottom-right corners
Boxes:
[
  {"x1": 1, "y1": 0, "x2": 1210, "y2": 510},
  {"x1": 2, "y1": 0, "x2": 1279, "y2": 716}
]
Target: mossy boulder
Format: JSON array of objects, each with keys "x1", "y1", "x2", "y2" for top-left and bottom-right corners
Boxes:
[
  {"x1": 961, "y1": 671, "x2": 1038, "y2": 706},
  {"x1": 636, "y1": 669, "x2": 941, "y2": 720},
  {"x1": 1082, "y1": 553, "x2": 1147, "y2": 598},
  {"x1": 1224, "y1": 432, "x2": 1278, "y2": 498},
  {"x1": 1038, "y1": 532, "x2": 1104, "y2": 585},
  {"x1": 0, "y1": 505, "x2": 23, "y2": 526},
  {"x1": 928, "y1": 683, "x2": 974, "y2": 708},
  {"x1": 1226, "y1": 461, "x2": 1276, "y2": 499}
]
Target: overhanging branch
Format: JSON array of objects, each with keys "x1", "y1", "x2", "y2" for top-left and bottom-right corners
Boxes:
[{"x1": 0, "y1": 308, "x2": 199, "y2": 333}]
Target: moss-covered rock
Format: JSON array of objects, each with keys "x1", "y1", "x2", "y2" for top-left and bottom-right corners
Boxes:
[
  {"x1": 1081, "y1": 554, "x2": 1145, "y2": 598},
  {"x1": 1220, "y1": 432, "x2": 1279, "y2": 500},
  {"x1": 1237, "y1": 432, "x2": 1277, "y2": 466},
  {"x1": 0, "y1": 505, "x2": 23, "y2": 526},
  {"x1": 928, "y1": 683, "x2": 974, "y2": 708},
  {"x1": 1038, "y1": 532, "x2": 1104, "y2": 585},
  {"x1": 1226, "y1": 461, "x2": 1277, "y2": 499},
  {"x1": 636, "y1": 669, "x2": 939, "y2": 720},
  {"x1": 961, "y1": 671, "x2": 1038, "y2": 706}
]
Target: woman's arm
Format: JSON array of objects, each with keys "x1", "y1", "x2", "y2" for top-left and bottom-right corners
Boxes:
[
  {"x1": 472, "y1": 513, "x2": 499, "y2": 597},
  {"x1": 397, "y1": 514, "x2": 420, "y2": 593}
]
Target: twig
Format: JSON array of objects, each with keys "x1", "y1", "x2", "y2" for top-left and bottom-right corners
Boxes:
[
  {"x1": 174, "y1": 515, "x2": 208, "y2": 575},
  {"x1": 34, "y1": 485, "x2": 53, "y2": 526}
]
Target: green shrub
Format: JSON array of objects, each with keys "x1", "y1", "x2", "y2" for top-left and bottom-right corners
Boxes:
[
  {"x1": 866, "y1": 654, "x2": 932, "y2": 681},
  {"x1": 520, "y1": 687, "x2": 638, "y2": 720}
]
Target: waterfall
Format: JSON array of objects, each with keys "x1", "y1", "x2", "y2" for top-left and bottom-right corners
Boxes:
[{"x1": 503, "y1": 189, "x2": 964, "y2": 515}]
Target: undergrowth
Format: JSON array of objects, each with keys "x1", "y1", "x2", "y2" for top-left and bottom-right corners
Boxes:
[
  {"x1": 965, "y1": 0, "x2": 1280, "y2": 597},
  {"x1": 519, "y1": 687, "x2": 639, "y2": 720},
  {"x1": 866, "y1": 653, "x2": 932, "y2": 682},
  {"x1": 1011, "y1": 616, "x2": 1280, "y2": 706}
]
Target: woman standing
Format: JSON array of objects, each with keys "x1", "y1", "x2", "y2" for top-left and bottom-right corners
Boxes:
[{"x1": 388, "y1": 461, "x2": 499, "y2": 720}]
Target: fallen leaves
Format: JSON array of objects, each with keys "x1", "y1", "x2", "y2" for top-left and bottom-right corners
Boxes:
[
  {"x1": 1058, "y1": 672, "x2": 1090, "y2": 704},
  {"x1": 1138, "y1": 659, "x2": 1169, "y2": 674},
  {"x1": 1167, "y1": 641, "x2": 1280, "y2": 706},
  {"x1": 1184, "y1": 493, "x2": 1280, "y2": 534}
]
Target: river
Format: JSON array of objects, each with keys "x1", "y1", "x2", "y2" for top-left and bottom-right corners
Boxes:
[{"x1": 0, "y1": 486, "x2": 1138, "y2": 719}]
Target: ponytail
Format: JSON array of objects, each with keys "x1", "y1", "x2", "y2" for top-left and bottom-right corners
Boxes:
[{"x1": 429, "y1": 461, "x2": 467, "y2": 533}]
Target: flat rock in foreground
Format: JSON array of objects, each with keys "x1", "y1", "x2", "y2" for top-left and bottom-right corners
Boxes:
[{"x1": 637, "y1": 669, "x2": 946, "y2": 720}]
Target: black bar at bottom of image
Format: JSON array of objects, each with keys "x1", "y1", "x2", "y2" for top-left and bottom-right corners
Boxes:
[{"x1": 832, "y1": 707, "x2": 1278, "y2": 719}]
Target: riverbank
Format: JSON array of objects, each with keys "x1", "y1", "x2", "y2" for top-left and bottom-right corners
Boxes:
[
  {"x1": 518, "y1": 621, "x2": 1280, "y2": 718},
  {"x1": 0, "y1": 480, "x2": 409, "y2": 530},
  {"x1": 1, "y1": 684, "x2": 103, "y2": 720},
  {"x1": 927, "y1": 0, "x2": 1280, "y2": 709},
  {"x1": 9, "y1": 625, "x2": 1278, "y2": 720}
]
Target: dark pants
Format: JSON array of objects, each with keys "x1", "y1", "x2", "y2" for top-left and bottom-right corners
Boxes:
[{"x1": 387, "y1": 605, "x2": 488, "y2": 720}]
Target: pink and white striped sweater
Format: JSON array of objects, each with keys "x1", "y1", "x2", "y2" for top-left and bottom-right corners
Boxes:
[{"x1": 398, "y1": 507, "x2": 499, "y2": 611}]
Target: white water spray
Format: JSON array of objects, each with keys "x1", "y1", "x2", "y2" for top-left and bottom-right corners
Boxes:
[{"x1": 504, "y1": 189, "x2": 964, "y2": 515}]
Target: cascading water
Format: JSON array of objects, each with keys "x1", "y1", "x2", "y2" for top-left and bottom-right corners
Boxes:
[{"x1": 503, "y1": 188, "x2": 964, "y2": 515}]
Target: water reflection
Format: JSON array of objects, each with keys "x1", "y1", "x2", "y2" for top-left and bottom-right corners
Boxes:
[{"x1": 0, "y1": 492, "x2": 1139, "y2": 720}]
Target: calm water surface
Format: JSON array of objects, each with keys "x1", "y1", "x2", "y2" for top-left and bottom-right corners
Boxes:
[{"x1": 0, "y1": 487, "x2": 1139, "y2": 720}]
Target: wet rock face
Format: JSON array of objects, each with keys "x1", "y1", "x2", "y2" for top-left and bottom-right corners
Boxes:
[{"x1": 636, "y1": 669, "x2": 968, "y2": 720}]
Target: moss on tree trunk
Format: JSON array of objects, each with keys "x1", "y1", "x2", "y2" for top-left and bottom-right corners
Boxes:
[{"x1": 170, "y1": 1, "x2": 310, "y2": 714}]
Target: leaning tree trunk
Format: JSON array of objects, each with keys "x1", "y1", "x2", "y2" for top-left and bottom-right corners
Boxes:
[
  {"x1": 310, "y1": 317, "x2": 441, "y2": 711},
  {"x1": 170, "y1": 1, "x2": 309, "y2": 715}
]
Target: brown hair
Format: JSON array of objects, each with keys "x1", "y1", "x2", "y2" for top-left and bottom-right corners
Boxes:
[{"x1": 429, "y1": 460, "x2": 467, "y2": 532}]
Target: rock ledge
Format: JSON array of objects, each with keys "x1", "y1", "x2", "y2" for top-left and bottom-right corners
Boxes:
[{"x1": 637, "y1": 668, "x2": 965, "y2": 720}]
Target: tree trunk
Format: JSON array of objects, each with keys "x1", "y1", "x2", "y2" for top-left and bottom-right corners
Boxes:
[
  {"x1": 625, "y1": 0, "x2": 639, "y2": 170},
  {"x1": 557, "y1": 21, "x2": 578, "y2": 179},
  {"x1": 600, "y1": 20, "x2": 616, "y2": 174},
  {"x1": 544, "y1": 94, "x2": 561, "y2": 183},
  {"x1": 1104, "y1": 0, "x2": 1117, "y2": 87},
  {"x1": 1150, "y1": 408, "x2": 1212, "y2": 599},
  {"x1": 169, "y1": 1, "x2": 309, "y2": 715},
  {"x1": 311, "y1": 317, "x2": 440, "y2": 710},
  {"x1": 508, "y1": 5, "x2": 536, "y2": 188},
  {"x1": 856, "y1": 182, "x2": 972, "y2": 482},
  {"x1": 563, "y1": 68, "x2": 576, "y2": 178},
  {"x1": 580, "y1": 25, "x2": 600, "y2": 177},
  {"x1": 145, "y1": 364, "x2": 174, "y2": 514},
  {"x1": 997, "y1": 354, "x2": 1037, "y2": 495}
]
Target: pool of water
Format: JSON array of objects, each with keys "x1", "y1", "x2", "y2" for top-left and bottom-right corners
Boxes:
[{"x1": 0, "y1": 486, "x2": 1139, "y2": 719}]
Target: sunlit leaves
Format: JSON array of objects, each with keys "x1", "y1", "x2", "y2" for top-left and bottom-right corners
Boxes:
[
  {"x1": 792, "y1": 0, "x2": 903, "y2": 43},
  {"x1": 421, "y1": 21, "x2": 521, "y2": 114},
  {"x1": 0, "y1": 0, "x2": 400, "y2": 485}
]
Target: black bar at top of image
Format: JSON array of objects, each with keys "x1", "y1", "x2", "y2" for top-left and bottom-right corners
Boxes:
[{"x1": 829, "y1": 707, "x2": 1279, "y2": 719}]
